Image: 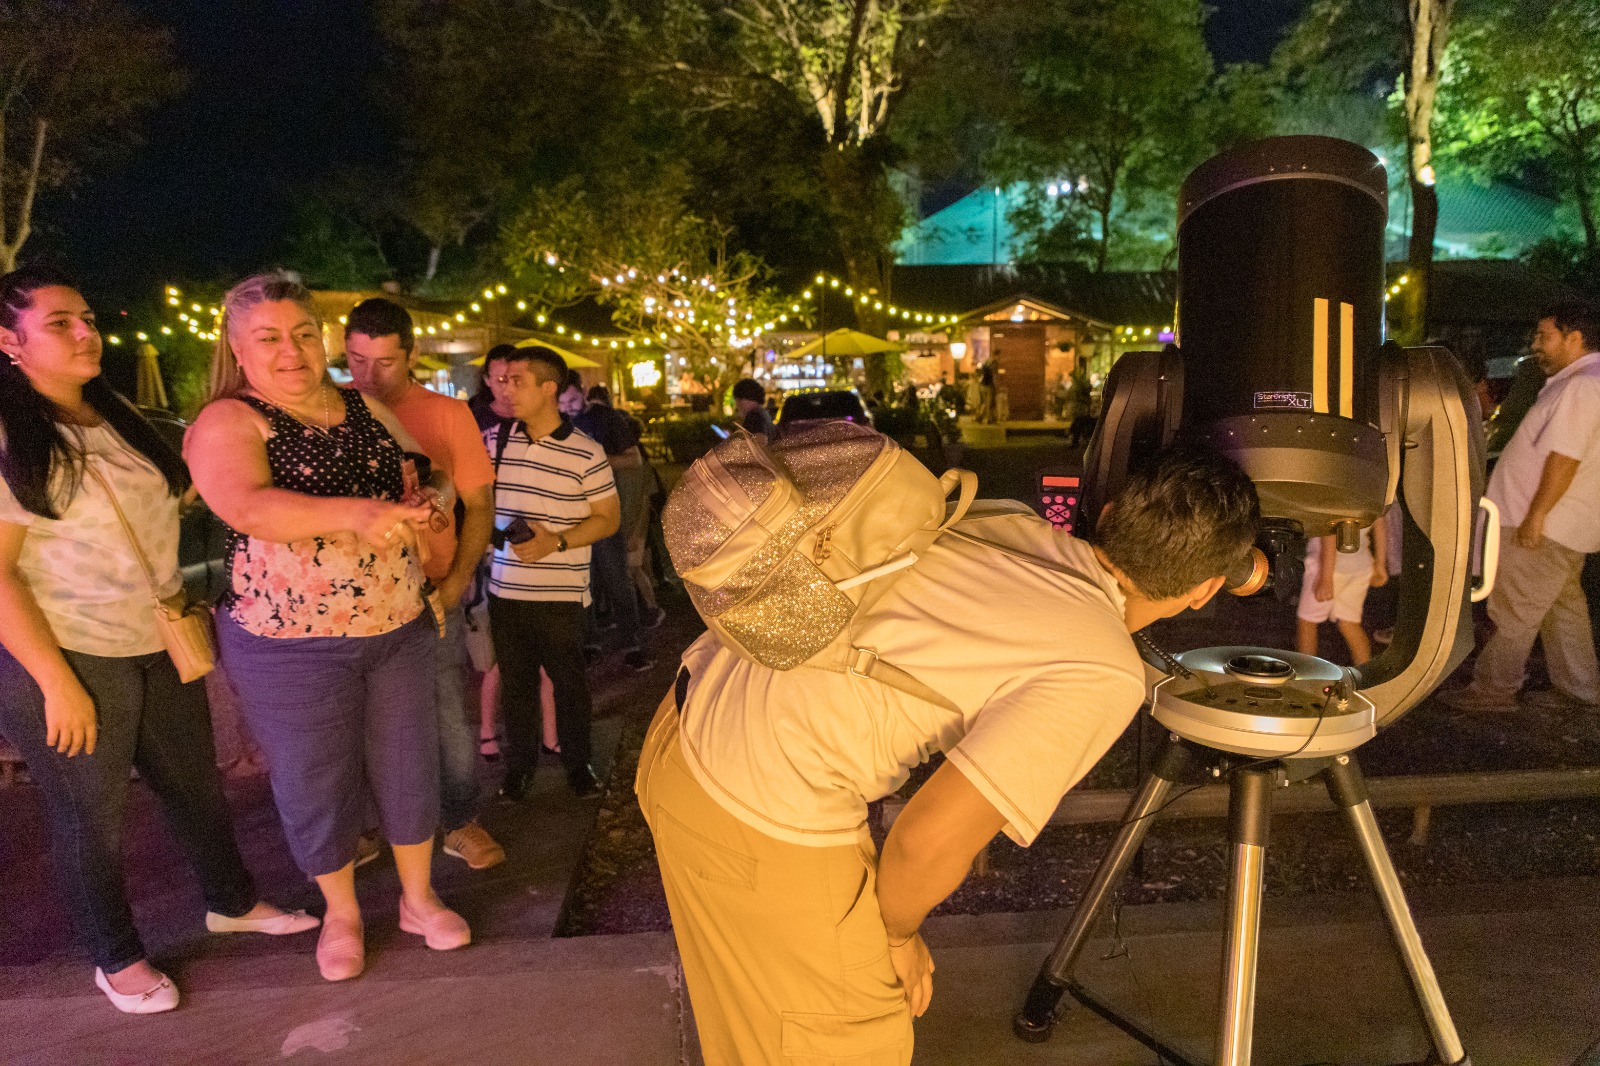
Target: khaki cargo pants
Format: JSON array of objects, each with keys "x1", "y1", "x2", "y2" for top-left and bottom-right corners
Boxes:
[{"x1": 635, "y1": 695, "x2": 914, "y2": 1066}]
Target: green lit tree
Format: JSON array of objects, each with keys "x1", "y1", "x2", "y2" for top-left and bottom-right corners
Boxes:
[
  {"x1": 503, "y1": 170, "x2": 801, "y2": 395},
  {"x1": 984, "y1": 0, "x2": 1225, "y2": 273},
  {"x1": 1435, "y1": 0, "x2": 1600, "y2": 264}
]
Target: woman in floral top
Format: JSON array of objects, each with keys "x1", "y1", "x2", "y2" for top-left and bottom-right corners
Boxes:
[
  {"x1": 186, "y1": 271, "x2": 469, "y2": 982},
  {"x1": 0, "y1": 267, "x2": 317, "y2": 1015}
]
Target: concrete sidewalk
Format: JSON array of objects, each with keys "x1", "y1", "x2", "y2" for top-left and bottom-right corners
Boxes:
[{"x1": 3, "y1": 875, "x2": 1597, "y2": 1064}]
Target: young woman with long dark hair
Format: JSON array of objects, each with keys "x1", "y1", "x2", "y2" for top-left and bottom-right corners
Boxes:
[{"x1": 0, "y1": 267, "x2": 319, "y2": 1014}]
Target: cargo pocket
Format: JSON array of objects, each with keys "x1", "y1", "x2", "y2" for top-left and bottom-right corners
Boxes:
[
  {"x1": 835, "y1": 843, "x2": 889, "y2": 971},
  {"x1": 780, "y1": 1005, "x2": 910, "y2": 1064},
  {"x1": 653, "y1": 806, "x2": 757, "y2": 890}
]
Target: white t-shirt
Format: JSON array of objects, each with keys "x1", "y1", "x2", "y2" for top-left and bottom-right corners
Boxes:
[
  {"x1": 1487, "y1": 351, "x2": 1600, "y2": 552},
  {"x1": 676, "y1": 510, "x2": 1145, "y2": 849},
  {"x1": 0, "y1": 423, "x2": 181, "y2": 656}
]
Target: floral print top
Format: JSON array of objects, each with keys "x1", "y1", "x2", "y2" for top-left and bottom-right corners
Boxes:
[{"x1": 222, "y1": 388, "x2": 423, "y2": 638}]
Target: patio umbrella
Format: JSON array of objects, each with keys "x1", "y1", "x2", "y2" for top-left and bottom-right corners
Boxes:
[
  {"x1": 135, "y1": 343, "x2": 169, "y2": 409},
  {"x1": 785, "y1": 328, "x2": 898, "y2": 360},
  {"x1": 467, "y1": 339, "x2": 602, "y2": 369}
]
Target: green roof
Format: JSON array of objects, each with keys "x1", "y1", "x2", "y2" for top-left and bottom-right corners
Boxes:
[{"x1": 897, "y1": 177, "x2": 1561, "y2": 267}]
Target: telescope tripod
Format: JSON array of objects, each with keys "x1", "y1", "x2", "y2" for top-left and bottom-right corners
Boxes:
[{"x1": 1013, "y1": 732, "x2": 1470, "y2": 1066}]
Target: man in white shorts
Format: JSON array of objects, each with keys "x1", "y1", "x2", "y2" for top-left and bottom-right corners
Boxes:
[{"x1": 635, "y1": 446, "x2": 1259, "y2": 1066}]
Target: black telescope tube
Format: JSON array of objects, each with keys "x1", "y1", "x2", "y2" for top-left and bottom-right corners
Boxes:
[{"x1": 1178, "y1": 136, "x2": 1391, "y2": 540}]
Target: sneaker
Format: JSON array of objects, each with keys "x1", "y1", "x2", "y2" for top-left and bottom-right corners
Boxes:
[
  {"x1": 1520, "y1": 688, "x2": 1600, "y2": 712},
  {"x1": 354, "y1": 832, "x2": 382, "y2": 868},
  {"x1": 644, "y1": 606, "x2": 668, "y2": 630},
  {"x1": 443, "y1": 822, "x2": 506, "y2": 870},
  {"x1": 624, "y1": 648, "x2": 655, "y2": 673},
  {"x1": 1433, "y1": 685, "x2": 1517, "y2": 713}
]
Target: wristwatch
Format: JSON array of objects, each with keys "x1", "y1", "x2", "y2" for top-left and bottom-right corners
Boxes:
[{"x1": 556, "y1": 533, "x2": 568, "y2": 553}]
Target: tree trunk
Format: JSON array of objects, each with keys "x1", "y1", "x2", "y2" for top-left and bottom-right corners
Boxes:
[
  {"x1": 0, "y1": 117, "x2": 49, "y2": 275},
  {"x1": 1570, "y1": 150, "x2": 1599, "y2": 259},
  {"x1": 1397, "y1": 0, "x2": 1454, "y2": 345},
  {"x1": 1400, "y1": 176, "x2": 1438, "y2": 345},
  {"x1": 424, "y1": 244, "x2": 442, "y2": 282}
]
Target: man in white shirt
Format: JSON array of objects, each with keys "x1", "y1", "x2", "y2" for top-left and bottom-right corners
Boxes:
[
  {"x1": 484, "y1": 346, "x2": 620, "y2": 800},
  {"x1": 1441, "y1": 303, "x2": 1600, "y2": 713},
  {"x1": 634, "y1": 447, "x2": 1259, "y2": 1066}
]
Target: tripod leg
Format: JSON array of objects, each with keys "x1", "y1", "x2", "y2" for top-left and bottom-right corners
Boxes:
[
  {"x1": 1014, "y1": 734, "x2": 1191, "y2": 1043},
  {"x1": 1216, "y1": 765, "x2": 1274, "y2": 1066},
  {"x1": 1324, "y1": 754, "x2": 1468, "y2": 1065}
]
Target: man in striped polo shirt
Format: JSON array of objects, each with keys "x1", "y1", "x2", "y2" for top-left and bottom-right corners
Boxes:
[{"x1": 484, "y1": 346, "x2": 619, "y2": 800}]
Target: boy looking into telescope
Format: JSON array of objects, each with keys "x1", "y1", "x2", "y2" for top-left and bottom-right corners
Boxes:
[{"x1": 635, "y1": 446, "x2": 1259, "y2": 1065}]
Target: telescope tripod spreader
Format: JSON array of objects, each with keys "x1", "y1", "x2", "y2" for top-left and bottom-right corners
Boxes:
[{"x1": 1011, "y1": 136, "x2": 1497, "y2": 1065}]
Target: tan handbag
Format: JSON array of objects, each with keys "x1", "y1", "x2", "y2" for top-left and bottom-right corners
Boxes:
[{"x1": 85, "y1": 463, "x2": 217, "y2": 683}]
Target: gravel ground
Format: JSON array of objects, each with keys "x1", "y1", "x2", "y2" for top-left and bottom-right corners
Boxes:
[{"x1": 560, "y1": 539, "x2": 1600, "y2": 938}]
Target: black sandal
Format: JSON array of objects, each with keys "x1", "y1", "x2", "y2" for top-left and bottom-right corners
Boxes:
[{"x1": 479, "y1": 734, "x2": 503, "y2": 762}]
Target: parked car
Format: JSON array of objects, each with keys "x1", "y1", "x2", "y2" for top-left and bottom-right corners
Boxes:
[{"x1": 775, "y1": 388, "x2": 874, "y2": 429}]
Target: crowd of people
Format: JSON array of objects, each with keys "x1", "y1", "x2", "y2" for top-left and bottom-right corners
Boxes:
[
  {"x1": 0, "y1": 267, "x2": 666, "y2": 1011},
  {"x1": 2, "y1": 256, "x2": 1596, "y2": 1065}
]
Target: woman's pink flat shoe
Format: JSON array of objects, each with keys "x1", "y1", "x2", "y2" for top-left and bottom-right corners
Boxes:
[
  {"x1": 398, "y1": 897, "x2": 471, "y2": 950},
  {"x1": 316, "y1": 915, "x2": 364, "y2": 981}
]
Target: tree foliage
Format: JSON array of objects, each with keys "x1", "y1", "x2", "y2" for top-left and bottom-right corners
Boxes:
[
  {"x1": 503, "y1": 168, "x2": 800, "y2": 394},
  {"x1": 1436, "y1": 0, "x2": 1600, "y2": 259},
  {"x1": 984, "y1": 0, "x2": 1236, "y2": 272},
  {"x1": 0, "y1": 0, "x2": 182, "y2": 272}
]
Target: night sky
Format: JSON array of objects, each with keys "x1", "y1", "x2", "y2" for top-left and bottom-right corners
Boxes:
[{"x1": 35, "y1": 0, "x2": 1304, "y2": 311}]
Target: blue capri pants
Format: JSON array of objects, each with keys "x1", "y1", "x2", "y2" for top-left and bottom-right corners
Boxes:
[{"x1": 216, "y1": 610, "x2": 440, "y2": 877}]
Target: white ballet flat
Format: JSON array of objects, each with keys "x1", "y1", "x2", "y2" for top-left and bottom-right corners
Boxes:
[
  {"x1": 205, "y1": 908, "x2": 321, "y2": 936},
  {"x1": 95, "y1": 967, "x2": 179, "y2": 1015}
]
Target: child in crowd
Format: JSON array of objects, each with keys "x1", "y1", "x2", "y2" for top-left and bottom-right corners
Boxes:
[{"x1": 1296, "y1": 514, "x2": 1388, "y2": 666}]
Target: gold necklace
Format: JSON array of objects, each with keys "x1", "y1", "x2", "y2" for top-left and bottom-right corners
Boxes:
[{"x1": 266, "y1": 386, "x2": 335, "y2": 436}]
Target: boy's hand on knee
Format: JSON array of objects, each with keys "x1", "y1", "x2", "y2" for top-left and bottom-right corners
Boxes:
[{"x1": 887, "y1": 931, "x2": 935, "y2": 1017}]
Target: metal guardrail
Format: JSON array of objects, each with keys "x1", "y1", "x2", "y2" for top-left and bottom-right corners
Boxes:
[{"x1": 879, "y1": 766, "x2": 1600, "y2": 831}]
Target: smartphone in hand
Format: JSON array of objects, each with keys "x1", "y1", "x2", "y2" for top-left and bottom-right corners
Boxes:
[{"x1": 504, "y1": 517, "x2": 536, "y2": 544}]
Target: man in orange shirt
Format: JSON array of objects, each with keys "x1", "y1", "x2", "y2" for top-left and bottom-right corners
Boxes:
[{"x1": 346, "y1": 299, "x2": 505, "y2": 870}]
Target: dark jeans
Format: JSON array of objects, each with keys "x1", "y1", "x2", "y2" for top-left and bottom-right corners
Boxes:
[
  {"x1": 589, "y1": 532, "x2": 642, "y2": 650},
  {"x1": 433, "y1": 604, "x2": 481, "y2": 832},
  {"x1": 488, "y1": 596, "x2": 592, "y2": 775},
  {"x1": 0, "y1": 649, "x2": 256, "y2": 974},
  {"x1": 217, "y1": 611, "x2": 440, "y2": 877}
]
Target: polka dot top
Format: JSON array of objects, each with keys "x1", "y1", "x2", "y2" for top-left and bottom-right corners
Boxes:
[{"x1": 221, "y1": 388, "x2": 424, "y2": 638}]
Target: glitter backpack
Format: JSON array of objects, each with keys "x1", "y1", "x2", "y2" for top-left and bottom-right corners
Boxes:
[{"x1": 662, "y1": 420, "x2": 976, "y2": 705}]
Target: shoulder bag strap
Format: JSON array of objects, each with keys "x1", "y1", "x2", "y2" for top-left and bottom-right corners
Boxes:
[
  {"x1": 82, "y1": 460, "x2": 164, "y2": 603},
  {"x1": 491, "y1": 418, "x2": 515, "y2": 473}
]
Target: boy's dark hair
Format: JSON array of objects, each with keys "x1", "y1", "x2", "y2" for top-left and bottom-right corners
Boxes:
[
  {"x1": 732, "y1": 378, "x2": 765, "y2": 404},
  {"x1": 587, "y1": 384, "x2": 611, "y2": 404},
  {"x1": 1094, "y1": 445, "x2": 1259, "y2": 600},
  {"x1": 501, "y1": 344, "x2": 567, "y2": 385},
  {"x1": 1539, "y1": 301, "x2": 1600, "y2": 353},
  {"x1": 345, "y1": 297, "x2": 415, "y2": 352}
]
